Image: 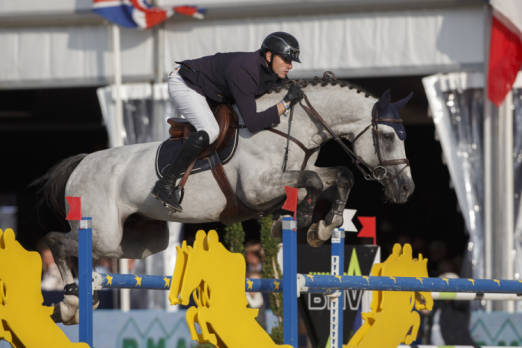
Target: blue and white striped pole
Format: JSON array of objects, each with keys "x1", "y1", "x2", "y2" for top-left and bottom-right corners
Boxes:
[
  {"x1": 282, "y1": 216, "x2": 298, "y2": 348},
  {"x1": 302, "y1": 275, "x2": 522, "y2": 294},
  {"x1": 97, "y1": 273, "x2": 522, "y2": 297},
  {"x1": 78, "y1": 217, "x2": 93, "y2": 347},
  {"x1": 330, "y1": 228, "x2": 345, "y2": 348}
]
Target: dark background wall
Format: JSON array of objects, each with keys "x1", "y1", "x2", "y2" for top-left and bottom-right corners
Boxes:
[
  {"x1": 0, "y1": 87, "x2": 108, "y2": 248},
  {"x1": 0, "y1": 75, "x2": 466, "y2": 277}
]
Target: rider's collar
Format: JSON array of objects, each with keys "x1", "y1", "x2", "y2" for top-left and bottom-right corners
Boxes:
[
  {"x1": 372, "y1": 90, "x2": 413, "y2": 141},
  {"x1": 257, "y1": 52, "x2": 285, "y2": 95}
]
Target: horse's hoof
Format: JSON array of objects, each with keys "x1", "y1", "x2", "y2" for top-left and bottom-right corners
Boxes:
[
  {"x1": 55, "y1": 294, "x2": 80, "y2": 324},
  {"x1": 63, "y1": 309, "x2": 80, "y2": 326},
  {"x1": 50, "y1": 304, "x2": 63, "y2": 323},
  {"x1": 307, "y1": 222, "x2": 325, "y2": 248},
  {"x1": 93, "y1": 290, "x2": 100, "y2": 308}
]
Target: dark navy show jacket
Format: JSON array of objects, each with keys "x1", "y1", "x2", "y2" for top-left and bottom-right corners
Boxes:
[{"x1": 177, "y1": 50, "x2": 288, "y2": 133}]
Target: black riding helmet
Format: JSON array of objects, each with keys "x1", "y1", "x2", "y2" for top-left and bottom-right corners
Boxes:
[{"x1": 260, "y1": 32, "x2": 301, "y2": 63}]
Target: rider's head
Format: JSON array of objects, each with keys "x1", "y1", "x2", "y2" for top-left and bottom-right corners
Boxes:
[{"x1": 261, "y1": 32, "x2": 300, "y2": 79}]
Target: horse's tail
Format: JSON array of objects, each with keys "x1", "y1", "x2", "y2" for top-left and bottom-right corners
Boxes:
[{"x1": 30, "y1": 154, "x2": 88, "y2": 219}]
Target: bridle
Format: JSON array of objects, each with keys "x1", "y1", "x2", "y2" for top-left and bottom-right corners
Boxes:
[
  {"x1": 268, "y1": 74, "x2": 410, "y2": 187},
  {"x1": 351, "y1": 104, "x2": 410, "y2": 184}
]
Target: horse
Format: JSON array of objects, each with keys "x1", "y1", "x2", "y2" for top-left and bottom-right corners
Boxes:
[{"x1": 33, "y1": 73, "x2": 415, "y2": 324}]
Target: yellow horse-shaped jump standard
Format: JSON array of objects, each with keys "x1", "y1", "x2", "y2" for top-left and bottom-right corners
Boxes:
[
  {"x1": 0, "y1": 229, "x2": 88, "y2": 348},
  {"x1": 345, "y1": 243, "x2": 433, "y2": 348},
  {"x1": 169, "y1": 230, "x2": 290, "y2": 348}
]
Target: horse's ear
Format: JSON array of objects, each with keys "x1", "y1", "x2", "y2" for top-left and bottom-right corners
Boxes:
[
  {"x1": 392, "y1": 91, "x2": 414, "y2": 112},
  {"x1": 378, "y1": 89, "x2": 391, "y2": 110}
]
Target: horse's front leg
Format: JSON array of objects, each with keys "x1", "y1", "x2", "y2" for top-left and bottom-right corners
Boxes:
[
  {"x1": 306, "y1": 166, "x2": 354, "y2": 247},
  {"x1": 264, "y1": 170, "x2": 323, "y2": 238}
]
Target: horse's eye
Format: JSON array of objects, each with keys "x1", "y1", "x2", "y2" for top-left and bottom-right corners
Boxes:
[{"x1": 384, "y1": 133, "x2": 394, "y2": 141}]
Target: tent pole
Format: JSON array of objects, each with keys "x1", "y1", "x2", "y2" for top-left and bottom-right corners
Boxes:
[
  {"x1": 112, "y1": 22, "x2": 130, "y2": 312},
  {"x1": 483, "y1": 2, "x2": 493, "y2": 313}
]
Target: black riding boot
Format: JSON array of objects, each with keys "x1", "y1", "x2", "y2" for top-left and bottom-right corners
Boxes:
[{"x1": 151, "y1": 130, "x2": 210, "y2": 213}]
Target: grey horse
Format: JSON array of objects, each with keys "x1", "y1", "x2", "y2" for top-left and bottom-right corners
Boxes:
[{"x1": 34, "y1": 75, "x2": 414, "y2": 324}]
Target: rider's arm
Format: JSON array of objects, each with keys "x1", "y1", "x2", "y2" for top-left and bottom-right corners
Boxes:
[{"x1": 230, "y1": 69, "x2": 284, "y2": 133}]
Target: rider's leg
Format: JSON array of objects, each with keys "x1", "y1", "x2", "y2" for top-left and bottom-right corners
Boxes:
[
  {"x1": 151, "y1": 68, "x2": 219, "y2": 213},
  {"x1": 167, "y1": 67, "x2": 219, "y2": 143},
  {"x1": 151, "y1": 130, "x2": 210, "y2": 213}
]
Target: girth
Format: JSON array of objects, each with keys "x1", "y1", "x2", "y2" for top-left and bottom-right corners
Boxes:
[{"x1": 267, "y1": 128, "x2": 317, "y2": 171}]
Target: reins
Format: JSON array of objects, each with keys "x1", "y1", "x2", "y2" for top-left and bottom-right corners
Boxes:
[
  {"x1": 298, "y1": 93, "x2": 377, "y2": 180},
  {"x1": 269, "y1": 71, "x2": 409, "y2": 186}
]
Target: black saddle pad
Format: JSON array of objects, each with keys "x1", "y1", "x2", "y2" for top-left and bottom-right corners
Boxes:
[{"x1": 155, "y1": 129, "x2": 239, "y2": 179}]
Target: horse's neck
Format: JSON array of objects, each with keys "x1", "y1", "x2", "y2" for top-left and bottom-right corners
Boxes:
[{"x1": 277, "y1": 88, "x2": 375, "y2": 149}]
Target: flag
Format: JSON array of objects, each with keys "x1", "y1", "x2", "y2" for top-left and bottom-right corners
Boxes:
[
  {"x1": 92, "y1": 0, "x2": 206, "y2": 29},
  {"x1": 341, "y1": 209, "x2": 358, "y2": 232},
  {"x1": 357, "y1": 216, "x2": 376, "y2": 246},
  {"x1": 173, "y1": 5, "x2": 206, "y2": 20},
  {"x1": 487, "y1": 0, "x2": 522, "y2": 107},
  {"x1": 282, "y1": 186, "x2": 299, "y2": 220},
  {"x1": 65, "y1": 197, "x2": 82, "y2": 221}
]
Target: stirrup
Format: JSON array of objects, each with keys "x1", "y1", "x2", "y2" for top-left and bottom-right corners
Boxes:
[
  {"x1": 162, "y1": 185, "x2": 184, "y2": 213},
  {"x1": 177, "y1": 186, "x2": 185, "y2": 205}
]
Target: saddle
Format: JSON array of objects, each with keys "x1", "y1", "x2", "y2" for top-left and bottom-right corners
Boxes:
[
  {"x1": 166, "y1": 103, "x2": 264, "y2": 225},
  {"x1": 167, "y1": 102, "x2": 237, "y2": 159}
]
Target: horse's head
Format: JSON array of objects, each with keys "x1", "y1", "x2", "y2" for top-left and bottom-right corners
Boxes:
[
  {"x1": 170, "y1": 231, "x2": 210, "y2": 306},
  {"x1": 349, "y1": 89, "x2": 415, "y2": 203}
]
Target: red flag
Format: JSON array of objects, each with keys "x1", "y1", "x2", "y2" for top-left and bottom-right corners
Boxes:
[
  {"x1": 65, "y1": 197, "x2": 82, "y2": 221},
  {"x1": 282, "y1": 186, "x2": 298, "y2": 220},
  {"x1": 488, "y1": 17, "x2": 522, "y2": 106},
  {"x1": 487, "y1": 1, "x2": 522, "y2": 107},
  {"x1": 357, "y1": 216, "x2": 376, "y2": 246}
]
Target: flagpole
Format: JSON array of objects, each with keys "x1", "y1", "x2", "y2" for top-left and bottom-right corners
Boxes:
[
  {"x1": 499, "y1": 90, "x2": 515, "y2": 313},
  {"x1": 112, "y1": 23, "x2": 124, "y2": 146},
  {"x1": 483, "y1": 2, "x2": 493, "y2": 313},
  {"x1": 112, "y1": 22, "x2": 130, "y2": 312}
]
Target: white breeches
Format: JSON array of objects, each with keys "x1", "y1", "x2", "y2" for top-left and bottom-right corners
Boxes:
[{"x1": 167, "y1": 67, "x2": 219, "y2": 143}]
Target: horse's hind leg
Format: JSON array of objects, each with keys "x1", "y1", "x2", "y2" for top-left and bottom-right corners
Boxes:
[
  {"x1": 46, "y1": 221, "x2": 114, "y2": 325},
  {"x1": 69, "y1": 256, "x2": 101, "y2": 312},
  {"x1": 307, "y1": 166, "x2": 354, "y2": 247},
  {"x1": 46, "y1": 229, "x2": 81, "y2": 324}
]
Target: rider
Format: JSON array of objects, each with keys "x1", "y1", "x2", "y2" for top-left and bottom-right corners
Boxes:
[{"x1": 151, "y1": 32, "x2": 305, "y2": 213}]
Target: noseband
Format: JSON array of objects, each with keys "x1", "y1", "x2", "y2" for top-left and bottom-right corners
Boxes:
[{"x1": 299, "y1": 93, "x2": 409, "y2": 186}]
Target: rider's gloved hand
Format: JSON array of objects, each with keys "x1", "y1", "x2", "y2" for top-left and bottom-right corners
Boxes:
[{"x1": 283, "y1": 85, "x2": 305, "y2": 107}]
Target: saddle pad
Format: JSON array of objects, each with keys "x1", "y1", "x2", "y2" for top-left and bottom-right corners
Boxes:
[{"x1": 155, "y1": 129, "x2": 239, "y2": 179}]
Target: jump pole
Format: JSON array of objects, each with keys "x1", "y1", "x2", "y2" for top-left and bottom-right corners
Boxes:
[
  {"x1": 65, "y1": 196, "x2": 94, "y2": 347},
  {"x1": 282, "y1": 216, "x2": 298, "y2": 347},
  {"x1": 96, "y1": 274, "x2": 522, "y2": 297},
  {"x1": 281, "y1": 213, "x2": 345, "y2": 348},
  {"x1": 330, "y1": 228, "x2": 345, "y2": 348},
  {"x1": 78, "y1": 217, "x2": 94, "y2": 347}
]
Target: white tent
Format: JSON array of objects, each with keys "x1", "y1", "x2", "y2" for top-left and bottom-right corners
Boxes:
[{"x1": 0, "y1": 0, "x2": 485, "y2": 89}]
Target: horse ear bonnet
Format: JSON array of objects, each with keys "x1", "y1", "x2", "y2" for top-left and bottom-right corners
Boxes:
[{"x1": 372, "y1": 90, "x2": 413, "y2": 141}]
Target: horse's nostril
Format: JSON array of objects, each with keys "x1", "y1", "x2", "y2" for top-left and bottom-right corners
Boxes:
[{"x1": 401, "y1": 185, "x2": 409, "y2": 193}]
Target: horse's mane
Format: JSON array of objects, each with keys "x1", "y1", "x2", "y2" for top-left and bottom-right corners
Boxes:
[{"x1": 266, "y1": 73, "x2": 376, "y2": 99}]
